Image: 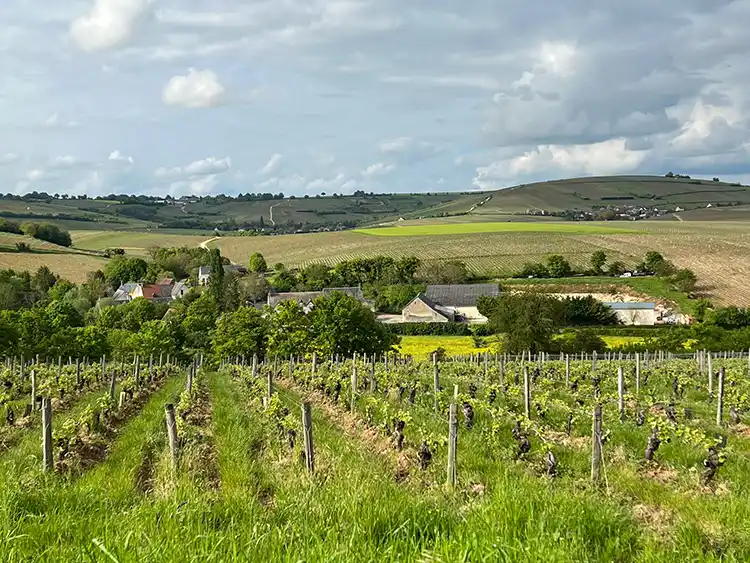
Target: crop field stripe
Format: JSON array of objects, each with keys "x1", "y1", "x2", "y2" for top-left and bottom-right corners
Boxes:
[
  {"x1": 210, "y1": 371, "x2": 277, "y2": 500},
  {"x1": 354, "y1": 222, "x2": 640, "y2": 237}
]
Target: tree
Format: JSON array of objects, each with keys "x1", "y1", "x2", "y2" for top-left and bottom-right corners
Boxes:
[
  {"x1": 418, "y1": 261, "x2": 469, "y2": 284},
  {"x1": 103, "y1": 256, "x2": 148, "y2": 289},
  {"x1": 267, "y1": 301, "x2": 311, "y2": 358},
  {"x1": 240, "y1": 273, "x2": 270, "y2": 304},
  {"x1": 298, "y1": 263, "x2": 330, "y2": 291},
  {"x1": 182, "y1": 292, "x2": 220, "y2": 353},
  {"x1": 590, "y1": 251, "x2": 607, "y2": 274},
  {"x1": 208, "y1": 248, "x2": 225, "y2": 302},
  {"x1": 517, "y1": 262, "x2": 549, "y2": 278},
  {"x1": 561, "y1": 296, "x2": 618, "y2": 326},
  {"x1": 308, "y1": 293, "x2": 399, "y2": 357},
  {"x1": 248, "y1": 252, "x2": 268, "y2": 274},
  {"x1": 562, "y1": 329, "x2": 606, "y2": 354},
  {"x1": 478, "y1": 293, "x2": 563, "y2": 353},
  {"x1": 212, "y1": 306, "x2": 267, "y2": 360},
  {"x1": 693, "y1": 298, "x2": 713, "y2": 323},
  {"x1": 32, "y1": 266, "x2": 57, "y2": 293},
  {"x1": 547, "y1": 255, "x2": 572, "y2": 278},
  {"x1": 20, "y1": 222, "x2": 72, "y2": 247},
  {"x1": 222, "y1": 273, "x2": 242, "y2": 311},
  {"x1": 131, "y1": 320, "x2": 176, "y2": 358},
  {"x1": 670, "y1": 269, "x2": 698, "y2": 293},
  {"x1": 607, "y1": 261, "x2": 627, "y2": 276}
]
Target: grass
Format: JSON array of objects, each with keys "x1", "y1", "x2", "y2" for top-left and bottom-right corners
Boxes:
[
  {"x1": 5, "y1": 357, "x2": 750, "y2": 561},
  {"x1": 398, "y1": 335, "x2": 645, "y2": 359},
  {"x1": 356, "y1": 222, "x2": 639, "y2": 236},
  {"x1": 71, "y1": 231, "x2": 208, "y2": 257},
  {"x1": 0, "y1": 252, "x2": 108, "y2": 283}
]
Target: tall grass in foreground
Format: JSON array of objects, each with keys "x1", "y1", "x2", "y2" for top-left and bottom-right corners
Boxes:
[{"x1": 0, "y1": 370, "x2": 745, "y2": 561}]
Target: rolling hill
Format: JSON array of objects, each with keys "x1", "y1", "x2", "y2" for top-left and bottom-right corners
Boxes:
[
  {"x1": 440, "y1": 175, "x2": 750, "y2": 217},
  {"x1": 1, "y1": 176, "x2": 749, "y2": 234}
]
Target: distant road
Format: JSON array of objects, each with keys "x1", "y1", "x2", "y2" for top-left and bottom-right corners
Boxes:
[
  {"x1": 200, "y1": 236, "x2": 220, "y2": 249},
  {"x1": 269, "y1": 202, "x2": 282, "y2": 226}
]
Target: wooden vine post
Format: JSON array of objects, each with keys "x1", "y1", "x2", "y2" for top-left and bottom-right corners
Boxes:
[
  {"x1": 186, "y1": 363, "x2": 194, "y2": 395},
  {"x1": 109, "y1": 365, "x2": 117, "y2": 402},
  {"x1": 523, "y1": 367, "x2": 531, "y2": 419},
  {"x1": 252, "y1": 354, "x2": 258, "y2": 379},
  {"x1": 591, "y1": 404, "x2": 603, "y2": 486},
  {"x1": 301, "y1": 402, "x2": 315, "y2": 474},
  {"x1": 635, "y1": 352, "x2": 640, "y2": 395},
  {"x1": 370, "y1": 355, "x2": 377, "y2": 393},
  {"x1": 617, "y1": 366, "x2": 625, "y2": 421},
  {"x1": 267, "y1": 367, "x2": 274, "y2": 402},
  {"x1": 30, "y1": 369, "x2": 37, "y2": 411},
  {"x1": 708, "y1": 353, "x2": 714, "y2": 398},
  {"x1": 350, "y1": 364, "x2": 358, "y2": 413},
  {"x1": 565, "y1": 354, "x2": 570, "y2": 387},
  {"x1": 75, "y1": 358, "x2": 81, "y2": 389},
  {"x1": 433, "y1": 353, "x2": 440, "y2": 414},
  {"x1": 447, "y1": 403, "x2": 458, "y2": 487},
  {"x1": 42, "y1": 396, "x2": 53, "y2": 472},
  {"x1": 165, "y1": 403, "x2": 179, "y2": 470},
  {"x1": 716, "y1": 367, "x2": 725, "y2": 426}
]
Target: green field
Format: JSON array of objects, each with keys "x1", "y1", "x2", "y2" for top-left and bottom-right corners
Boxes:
[
  {"x1": 4, "y1": 355, "x2": 750, "y2": 561},
  {"x1": 356, "y1": 222, "x2": 639, "y2": 237}
]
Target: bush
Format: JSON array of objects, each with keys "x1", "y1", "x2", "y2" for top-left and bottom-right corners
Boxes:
[
  {"x1": 0, "y1": 218, "x2": 21, "y2": 235},
  {"x1": 15, "y1": 242, "x2": 30, "y2": 252},
  {"x1": 560, "y1": 329, "x2": 607, "y2": 354},
  {"x1": 20, "y1": 222, "x2": 72, "y2": 247},
  {"x1": 516, "y1": 262, "x2": 549, "y2": 278},
  {"x1": 547, "y1": 255, "x2": 572, "y2": 278},
  {"x1": 386, "y1": 322, "x2": 474, "y2": 336}
]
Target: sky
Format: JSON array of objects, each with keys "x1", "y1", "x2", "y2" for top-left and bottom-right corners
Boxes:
[{"x1": 1, "y1": 0, "x2": 749, "y2": 198}]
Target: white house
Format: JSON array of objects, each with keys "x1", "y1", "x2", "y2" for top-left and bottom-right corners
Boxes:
[
  {"x1": 400, "y1": 284, "x2": 500, "y2": 324},
  {"x1": 605, "y1": 302, "x2": 659, "y2": 326}
]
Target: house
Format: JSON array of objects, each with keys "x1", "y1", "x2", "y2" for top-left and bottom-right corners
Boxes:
[
  {"x1": 399, "y1": 284, "x2": 500, "y2": 324},
  {"x1": 605, "y1": 302, "x2": 658, "y2": 326},
  {"x1": 198, "y1": 264, "x2": 248, "y2": 285},
  {"x1": 267, "y1": 287, "x2": 373, "y2": 312},
  {"x1": 112, "y1": 279, "x2": 190, "y2": 304}
]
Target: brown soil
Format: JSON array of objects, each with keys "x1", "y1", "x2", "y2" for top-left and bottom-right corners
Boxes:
[
  {"x1": 640, "y1": 463, "x2": 679, "y2": 485},
  {"x1": 277, "y1": 378, "x2": 418, "y2": 482},
  {"x1": 543, "y1": 430, "x2": 588, "y2": 450},
  {"x1": 632, "y1": 503, "x2": 677, "y2": 534}
]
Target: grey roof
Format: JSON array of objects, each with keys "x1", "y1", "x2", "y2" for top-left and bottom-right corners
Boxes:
[
  {"x1": 425, "y1": 284, "x2": 500, "y2": 307},
  {"x1": 171, "y1": 280, "x2": 189, "y2": 298},
  {"x1": 605, "y1": 302, "x2": 656, "y2": 310},
  {"x1": 199, "y1": 264, "x2": 247, "y2": 277},
  {"x1": 267, "y1": 287, "x2": 366, "y2": 307},
  {"x1": 408, "y1": 294, "x2": 453, "y2": 321}
]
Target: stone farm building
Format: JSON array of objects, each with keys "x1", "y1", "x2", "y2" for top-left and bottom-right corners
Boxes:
[
  {"x1": 267, "y1": 287, "x2": 374, "y2": 313},
  {"x1": 397, "y1": 284, "x2": 501, "y2": 324},
  {"x1": 112, "y1": 278, "x2": 190, "y2": 304},
  {"x1": 604, "y1": 302, "x2": 658, "y2": 326},
  {"x1": 198, "y1": 264, "x2": 248, "y2": 285}
]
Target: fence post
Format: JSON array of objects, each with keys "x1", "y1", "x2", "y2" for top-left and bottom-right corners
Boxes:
[
  {"x1": 252, "y1": 354, "x2": 258, "y2": 378},
  {"x1": 350, "y1": 365, "x2": 358, "y2": 413},
  {"x1": 591, "y1": 404, "x2": 603, "y2": 486},
  {"x1": 592, "y1": 350, "x2": 598, "y2": 372},
  {"x1": 716, "y1": 367, "x2": 725, "y2": 426},
  {"x1": 447, "y1": 403, "x2": 458, "y2": 487},
  {"x1": 618, "y1": 366, "x2": 625, "y2": 421},
  {"x1": 565, "y1": 354, "x2": 570, "y2": 387},
  {"x1": 523, "y1": 367, "x2": 531, "y2": 419},
  {"x1": 42, "y1": 397, "x2": 53, "y2": 472},
  {"x1": 301, "y1": 402, "x2": 314, "y2": 474},
  {"x1": 708, "y1": 353, "x2": 714, "y2": 398},
  {"x1": 186, "y1": 364, "x2": 194, "y2": 394},
  {"x1": 165, "y1": 404, "x2": 179, "y2": 470},
  {"x1": 134, "y1": 355, "x2": 140, "y2": 388},
  {"x1": 75, "y1": 358, "x2": 81, "y2": 389},
  {"x1": 30, "y1": 369, "x2": 37, "y2": 411},
  {"x1": 267, "y1": 368, "x2": 273, "y2": 402},
  {"x1": 109, "y1": 366, "x2": 117, "y2": 402},
  {"x1": 433, "y1": 353, "x2": 440, "y2": 414},
  {"x1": 635, "y1": 352, "x2": 640, "y2": 395},
  {"x1": 370, "y1": 355, "x2": 377, "y2": 393}
]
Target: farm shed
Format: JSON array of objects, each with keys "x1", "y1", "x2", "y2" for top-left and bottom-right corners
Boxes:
[
  {"x1": 198, "y1": 264, "x2": 248, "y2": 285},
  {"x1": 605, "y1": 302, "x2": 658, "y2": 326},
  {"x1": 399, "y1": 284, "x2": 500, "y2": 324},
  {"x1": 267, "y1": 287, "x2": 374, "y2": 312}
]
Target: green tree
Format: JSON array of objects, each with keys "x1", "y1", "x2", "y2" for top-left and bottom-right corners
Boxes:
[
  {"x1": 222, "y1": 273, "x2": 242, "y2": 311},
  {"x1": 248, "y1": 252, "x2": 268, "y2": 273},
  {"x1": 131, "y1": 320, "x2": 176, "y2": 358},
  {"x1": 418, "y1": 260, "x2": 469, "y2": 284},
  {"x1": 182, "y1": 292, "x2": 220, "y2": 353},
  {"x1": 267, "y1": 300, "x2": 311, "y2": 358},
  {"x1": 0, "y1": 283, "x2": 22, "y2": 310},
  {"x1": 32, "y1": 266, "x2": 57, "y2": 293},
  {"x1": 547, "y1": 255, "x2": 572, "y2": 278},
  {"x1": 478, "y1": 293, "x2": 563, "y2": 353},
  {"x1": 693, "y1": 298, "x2": 713, "y2": 323},
  {"x1": 48, "y1": 279, "x2": 75, "y2": 301},
  {"x1": 103, "y1": 256, "x2": 148, "y2": 289},
  {"x1": 590, "y1": 251, "x2": 607, "y2": 274},
  {"x1": 562, "y1": 329, "x2": 606, "y2": 354},
  {"x1": 308, "y1": 293, "x2": 398, "y2": 357},
  {"x1": 607, "y1": 261, "x2": 627, "y2": 276},
  {"x1": 517, "y1": 262, "x2": 549, "y2": 278},
  {"x1": 20, "y1": 222, "x2": 72, "y2": 247},
  {"x1": 240, "y1": 273, "x2": 270, "y2": 304},
  {"x1": 670, "y1": 269, "x2": 698, "y2": 293},
  {"x1": 298, "y1": 263, "x2": 330, "y2": 290},
  {"x1": 212, "y1": 306, "x2": 267, "y2": 360},
  {"x1": 208, "y1": 248, "x2": 225, "y2": 302}
]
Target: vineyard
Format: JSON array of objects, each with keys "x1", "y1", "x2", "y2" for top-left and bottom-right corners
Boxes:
[{"x1": 3, "y1": 351, "x2": 750, "y2": 561}]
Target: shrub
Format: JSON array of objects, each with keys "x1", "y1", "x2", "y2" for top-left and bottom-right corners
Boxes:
[{"x1": 20, "y1": 222, "x2": 72, "y2": 247}]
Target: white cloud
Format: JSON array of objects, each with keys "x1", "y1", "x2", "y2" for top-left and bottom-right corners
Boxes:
[
  {"x1": 109, "y1": 150, "x2": 134, "y2": 164},
  {"x1": 378, "y1": 137, "x2": 441, "y2": 162},
  {"x1": 162, "y1": 69, "x2": 225, "y2": 108},
  {"x1": 473, "y1": 139, "x2": 647, "y2": 190},
  {"x1": 169, "y1": 175, "x2": 219, "y2": 196},
  {"x1": 26, "y1": 169, "x2": 45, "y2": 182},
  {"x1": 0, "y1": 153, "x2": 19, "y2": 165},
  {"x1": 49, "y1": 155, "x2": 77, "y2": 168},
  {"x1": 260, "y1": 153, "x2": 283, "y2": 176},
  {"x1": 70, "y1": 0, "x2": 151, "y2": 52},
  {"x1": 361, "y1": 162, "x2": 395, "y2": 177},
  {"x1": 155, "y1": 156, "x2": 231, "y2": 179}
]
